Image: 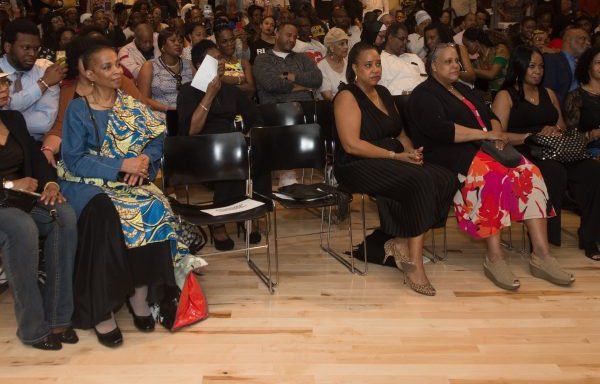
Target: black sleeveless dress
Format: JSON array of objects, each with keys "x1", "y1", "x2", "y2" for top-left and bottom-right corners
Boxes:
[
  {"x1": 506, "y1": 86, "x2": 600, "y2": 246},
  {"x1": 334, "y1": 84, "x2": 458, "y2": 238}
]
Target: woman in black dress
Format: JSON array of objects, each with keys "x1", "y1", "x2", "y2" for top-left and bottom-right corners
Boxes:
[
  {"x1": 564, "y1": 45, "x2": 600, "y2": 159},
  {"x1": 492, "y1": 45, "x2": 600, "y2": 260},
  {"x1": 333, "y1": 42, "x2": 458, "y2": 296}
]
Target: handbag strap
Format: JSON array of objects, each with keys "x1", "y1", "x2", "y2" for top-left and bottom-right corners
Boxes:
[
  {"x1": 459, "y1": 96, "x2": 488, "y2": 132},
  {"x1": 83, "y1": 96, "x2": 102, "y2": 152}
]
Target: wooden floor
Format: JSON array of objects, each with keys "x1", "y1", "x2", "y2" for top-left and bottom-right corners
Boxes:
[{"x1": 1, "y1": 196, "x2": 600, "y2": 383}]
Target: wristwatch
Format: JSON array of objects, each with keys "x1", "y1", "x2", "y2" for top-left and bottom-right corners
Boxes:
[{"x1": 3, "y1": 180, "x2": 14, "y2": 189}]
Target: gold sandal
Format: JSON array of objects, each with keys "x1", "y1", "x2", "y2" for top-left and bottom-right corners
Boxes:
[
  {"x1": 529, "y1": 253, "x2": 575, "y2": 286},
  {"x1": 483, "y1": 257, "x2": 520, "y2": 291}
]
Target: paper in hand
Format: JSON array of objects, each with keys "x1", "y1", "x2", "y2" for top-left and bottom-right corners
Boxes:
[{"x1": 190, "y1": 54, "x2": 218, "y2": 92}]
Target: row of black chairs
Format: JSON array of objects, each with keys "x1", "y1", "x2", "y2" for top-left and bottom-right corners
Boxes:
[{"x1": 162, "y1": 123, "x2": 367, "y2": 294}]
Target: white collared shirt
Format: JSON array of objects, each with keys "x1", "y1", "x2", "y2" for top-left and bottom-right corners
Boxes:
[{"x1": 379, "y1": 51, "x2": 427, "y2": 96}]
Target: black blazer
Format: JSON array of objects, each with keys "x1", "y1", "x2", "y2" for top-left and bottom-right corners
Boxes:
[
  {"x1": 408, "y1": 77, "x2": 499, "y2": 175},
  {"x1": 1, "y1": 110, "x2": 56, "y2": 192},
  {"x1": 542, "y1": 52, "x2": 572, "y2": 107}
]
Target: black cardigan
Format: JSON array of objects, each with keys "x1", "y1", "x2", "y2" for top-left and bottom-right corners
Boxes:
[
  {"x1": 408, "y1": 78, "x2": 499, "y2": 175},
  {"x1": 1, "y1": 110, "x2": 56, "y2": 192}
]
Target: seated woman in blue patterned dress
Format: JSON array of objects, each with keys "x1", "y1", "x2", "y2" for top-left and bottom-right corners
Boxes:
[{"x1": 59, "y1": 43, "x2": 200, "y2": 348}]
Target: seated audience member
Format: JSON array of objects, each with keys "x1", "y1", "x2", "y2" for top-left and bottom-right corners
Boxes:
[
  {"x1": 409, "y1": 44, "x2": 575, "y2": 291},
  {"x1": 379, "y1": 23, "x2": 426, "y2": 95},
  {"x1": 424, "y1": 24, "x2": 475, "y2": 84},
  {"x1": 0, "y1": 74, "x2": 77, "y2": 351},
  {"x1": 181, "y1": 22, "x2": 208, "y2": 61},
  {"x1": 452, "y1": 12, "x2": 476, "y2": 45},
  {"x1": 249, "y1": 15, "x2": 275, "y2": 64},
  {"x1": 123, "y1": 11, "x2": 145, "y2": 40},
  {"x1": 317, "y1": 27, "x2": 349, "y2": 100},
  {"x1": 395, "y1": 9, "x2": 407, "y2": 24},
  {"x1": 118, "y1": 23, "x2": 161, "y2": 80},
  {"x1": 334, "y1": 42, "x2": 458, "y2": 296},
  {"x1": 543, "y1": 27, "x2": 591, "y2": 107},
  {"x1": 475, "y1": 8, "x2": 489, "y2": 30},
  {"x1": 361, "y1": 20, "x2": 387, "y2": 50},
  {"x1": 492, "y1": 45, "x2": 600, "y2": 259},
  {"x1": 497, "y1": 0, "x2": 533, "y2": 23},
  {"x1": 41, "y1": 36, "x2": 147, "y2": 166},
  {"x1": 439, "y1": 8, "x2": 452, "y2": 27},
  {"x1": 330, "y1": 7, "x2": 360, "y2": 50},
  {"x1": 244, "y1": 4, "x2": 264, "y2": 46},
  {"x1": 463, "y1": 27, "x2": 510, "y2": 102},
  {"x1": 253, "y1": 22, "x2": 323, "y2": 104},
  {"x1": 0, "y1": 19, "x2": 65, "y2": 142},
  {"x1": 56, "y1": 27, "x2": 75, "y2": 53},
  {"x1": 90, "y1": 7, "x2": 126, "y2": 47},
  {"x1": 176, "y1": 40, "x2": 265, "y2": 250},
  {"x1": 530, "y1": 29, "x2": 559, "y2": 53},
  {"x1": 59, "y1": 43, "x2": 185, "y2": 348},
  {"x1": 378, "y1": 13, "x2": 394, "y2": 29},
  {"x1": 214, "y1": 24, "x2": 255, "y2": 96},
  {"x1": 63, "y1": 7, "x2": 79, "y2": 30},
  {"x1": 306, "y1": 4, "x2": 328, "y2": 43},
  {"x1": 510, "y1": 16, "x2": 536, "y2": 47},
  {"x1": 39, "y1": 11, "x2": 65, "y2": 61},
  {"x1": 138, "y1": 27, "x2": 194, "y2": 112},
  {"x1": 407, "y1": 10, "x2": 431, "y2": 60},
  {"x1": 564, "y1": 46, "x2": 600, "y2": 159},
  {"x1": 293, "y1": 16, "x2": 327, "y2": 64},
  {"x1": 150, "y1": 6, "x2": 169, "y2": 33}
]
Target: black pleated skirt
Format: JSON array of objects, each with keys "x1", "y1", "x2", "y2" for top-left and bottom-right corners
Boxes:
[
  {"x1": 335, "y1": 158, "x2": 459, "y2": 238},
  {"x1": 72, "y1": 194, "x2": 176, "y2": 330}
]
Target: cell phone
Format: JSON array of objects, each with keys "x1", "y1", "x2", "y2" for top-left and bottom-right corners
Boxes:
[
  {"x1": 56, "y1": 51, "x2": 67, "y2": 67},
  {"x1": 203, "y1": 4, "x2": 212, "y2": 17}
]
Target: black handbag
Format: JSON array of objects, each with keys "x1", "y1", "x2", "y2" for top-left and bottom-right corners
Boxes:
[
  {"x1": 0, "y1": 188, "x2": 39, "y2": 212},
  {"x1": 479, "y1": 140, "x2": 522, "y2": 168},
  {"x1": 525, "y1": 129, "x2": 590, "y2": 163}
]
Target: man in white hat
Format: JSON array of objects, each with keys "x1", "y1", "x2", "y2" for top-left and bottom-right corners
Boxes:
[{"x1": 407, "y1": 10, "x2": 431, "y2": 60}]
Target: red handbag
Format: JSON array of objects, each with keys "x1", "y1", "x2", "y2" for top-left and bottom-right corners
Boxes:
[{"x1": 172, "y1": 272, "x2": 209, "y2": 331}]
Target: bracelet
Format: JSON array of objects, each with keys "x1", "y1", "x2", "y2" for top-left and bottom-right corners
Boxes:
[
  {"x1": 38, "y1": 78, "x2": 49, "y2": 90},
  {"x1": 388, "y1": 150, "x2": 395, "y2": 160},
  {"x1": 41, "y1": 146, "x2": 55, "y2": 154},
  {"x1": 199, "y1": 103, "x2": 209, "y2": 112},
  {"x1": 43, "y1": 181, "x2": 60, "y2": 191}
]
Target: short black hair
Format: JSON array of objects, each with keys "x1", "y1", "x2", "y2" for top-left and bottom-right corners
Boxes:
[
  {"x1": 184, "y1": 21, "x2": 205, "y2": 38},
  {"x1": 248, "y1": 5, "x2": 264, "y2": 17},
  {"x1": 213, "y1": 23, "x2": 232, "y2": 40},
  {"x1": 575, "y1": 45, "x2": 600, "y2": 85},
  {"x1": 81, "y1": 41, "x2": 115, "y2": 70},
  {"x1": 2, "y1": 19, "x2": 40, "y2": 49},
  {"x1": 191, "y1": 39, "x2": 217, "y2": 69},
  {"x1": 157, "y1": 27, "x2": 183, "y2": 50},
  {"x1": 386, "y1": 22, "x2": 408, "y2": 39}
]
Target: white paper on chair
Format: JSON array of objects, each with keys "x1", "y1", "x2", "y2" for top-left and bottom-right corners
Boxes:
[
  {"x1": 200, "y1": 198, "x2": 265, "y2": 216},
  {"x1": 190, "y1": 54, "x2": 218, "y2": 92}
]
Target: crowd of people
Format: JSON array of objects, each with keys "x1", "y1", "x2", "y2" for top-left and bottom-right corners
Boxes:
[{"x1": 0, "y1": 0, "x2": 599, "y2": 351}]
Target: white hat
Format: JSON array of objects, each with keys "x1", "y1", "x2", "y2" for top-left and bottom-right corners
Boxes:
[
  {"x1": 415, "y1": 10, "x2": 431, "y2": 26},
  {"x1": 80, "y1": 13, "x2": 92, "y2": 24}
]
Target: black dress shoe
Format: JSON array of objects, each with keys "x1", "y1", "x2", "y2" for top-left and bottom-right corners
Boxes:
[
  {"x1": 57, "y1": 327, "x2": 79, "y2": 344},
  {"x1": 32, "y1": 334, "x2": 62, "y2": 351},
  {"x1": 95, "y1": 327, "x2": 123, "y2": 348},
  {"x1": 126, "y1": 301, "x2": 155, "y2": 332},
  {"x1": 236, "y1": 222, "x2": 261, "y2": 244}
]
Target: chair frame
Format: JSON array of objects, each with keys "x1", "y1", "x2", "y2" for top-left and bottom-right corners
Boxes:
[{"x1": 162, "y1": 133, "x2": 277, "y2": 293}]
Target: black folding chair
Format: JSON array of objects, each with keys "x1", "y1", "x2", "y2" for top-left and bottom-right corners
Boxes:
[
  {"x1": 162, "y1": 132, "x2": 276, "y2": 293},
  {"x1": 258, "y1": 102, "x2": 306, "y2": 127},
  {"x1": 250, "y1": 123, "x2": 366, "y2": 276}
]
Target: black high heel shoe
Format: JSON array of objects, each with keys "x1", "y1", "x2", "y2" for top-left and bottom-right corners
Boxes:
[
  {"x1": 95, "y1": 327, "x2": 123, "y2": 348},
  {"x1": 126, "y1": 300, "x2": 155, "y2": 332},
  {"x1": 236, "y1": 222, "x2": 261, "y2": 244},
  {"x1": 208, "y1": 225, "x2": 235, "y2": 251}
]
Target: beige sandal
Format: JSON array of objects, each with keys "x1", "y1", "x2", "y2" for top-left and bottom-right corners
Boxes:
[
  {"x1": 483, "y1": 257, "x2": 520, "y2": 291},
  {"x1": 529, "y1": 253, "x2": 575, "y2": 286}
]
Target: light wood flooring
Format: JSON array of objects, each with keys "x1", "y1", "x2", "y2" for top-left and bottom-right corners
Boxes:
[{"x1": 1, "y1": 195, "x2": 600, "y2": 383}]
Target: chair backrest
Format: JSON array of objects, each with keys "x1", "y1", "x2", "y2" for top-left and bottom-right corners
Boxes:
[
  {"x1": 250, "y1": 123, "x2": 325, "y2": 173},
  {"x1": 258, "y1": 102, "x2": 306, "y2": 126},
  {"x1": 299, "y1": 100, "x2": 333, "y2": 139},
  {"x1": 165, "y1": 109, "x2": 179, "y2": 136},
  {"x1": 162, "y1": 132, "x2": 249, "y2": 188}
]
